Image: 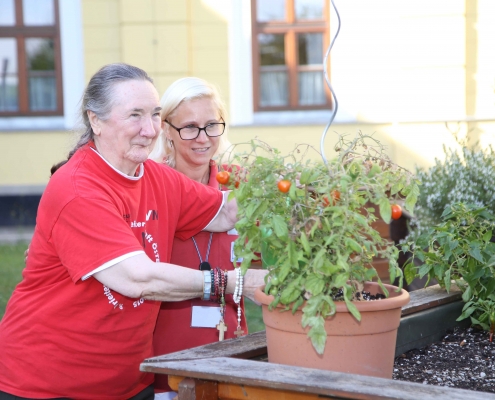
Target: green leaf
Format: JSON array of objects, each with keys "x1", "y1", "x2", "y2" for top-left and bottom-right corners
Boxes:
[
  {"x1": 378, "y1": 197, "x2": 392, "y2": 223},
  {"x1": 344, "y1": 295, "x2": 361, "y2": 321},
  {"x1": 403, "y1": 260, "x2": 418, "y2": 284},
  {"x1": 272, "y1": 215, "x2": 289, "y2": 239},
  {"x1": 345, "y1": 238, "x2": 362, "y2": 254},
  {"x1": 462, "y1": 285, "x2": 472, "y2": 302},
  {"x1": 299, "y1": 168, "x2": 311, "y2": 185},
  {"x1": 307, "y1": 316, "x2": 327, "y2": 355},
  {"x1": 300, "y1": 231, "x2": 311, "y2": 256},
  {"x1": 418, "y1": 263, "x2": 430, "y2": 278},
  {"x1": 444, "y1": 269, "x2": 451, "y2": 292},
  {"x1": 469, "y1": 245, "x2": 485, "y2": 263},
  {"x1": 305, "y1": 274, "x2": 325, "y2": 296}
]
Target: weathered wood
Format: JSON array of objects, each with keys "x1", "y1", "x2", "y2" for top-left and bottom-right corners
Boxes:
[
  {"x1": 142, "y1": 357, "x2": 494, "y2": 400},
  {"x1": 402, "y1": 283, "x2": 462, "y2": 316},
  {"x1": 177, "y1": 378, "x2": 218, "y2": 400},
  {"x1": 143, "y1": 284, "x2": 472, "y2": 400},
  {"x1": 142, "y1": 330, "x2": 267, "y2": 363},
  {"x1": 169, "y1": 376, "x2": 321, "y2": 400}
]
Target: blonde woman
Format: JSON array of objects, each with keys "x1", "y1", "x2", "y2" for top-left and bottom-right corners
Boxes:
[{"x1": 149, "y1": 77, "x2": 248, "y2": 398}]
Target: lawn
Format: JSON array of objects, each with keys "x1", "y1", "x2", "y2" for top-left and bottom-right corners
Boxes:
[
  {"x1": 0, "y1": 242, "x2": 265, "y2": 331},
  {"x1": 0, "y1": 242, "x2": 27, "y2": 320}
]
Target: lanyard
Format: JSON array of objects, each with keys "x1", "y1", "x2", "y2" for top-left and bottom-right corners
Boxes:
[{"x1": 192, "y1": 232, "x2": 213, "y2": 270}]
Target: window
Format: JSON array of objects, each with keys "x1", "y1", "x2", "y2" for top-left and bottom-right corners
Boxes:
[
  {"x1": 251, "y1": 0, "x2": 331, "y2": 112},
  {"x1": 0, "y1": 0, "x2": 62, "y2": 116}
]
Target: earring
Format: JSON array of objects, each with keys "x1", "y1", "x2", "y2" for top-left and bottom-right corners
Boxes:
[{"x1": 167, "y1": 138, "x2": 174, "y2": 148}]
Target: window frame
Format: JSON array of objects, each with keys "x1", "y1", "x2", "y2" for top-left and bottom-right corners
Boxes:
[
  {"x1": 251, "y1": 0, "x2": 332, "y2": 112},
  {"x1": 0, "y1": 0, "x2": 63, "y2": 117}
]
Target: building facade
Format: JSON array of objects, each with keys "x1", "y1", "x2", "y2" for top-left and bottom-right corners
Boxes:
[{"x1": 1, "y1": 0, "x2": 494, "y2": 226}]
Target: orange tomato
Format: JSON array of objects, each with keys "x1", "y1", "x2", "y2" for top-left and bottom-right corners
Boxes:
[
  {"x1": 277, "y1": 180, "x2": 291, "y2": 193},
  {"x1": 234, "y1": 180, "x2": 240, "y2": 189},
  {"x1": 323, "y1": 190, "x2": 340, "y2": 207},
  {"x1": 216, "y1": 171, "x2": 230, "y2": 185},
  {"x1": 391, "y1": 204, "x2": 402, "y2": 220}
]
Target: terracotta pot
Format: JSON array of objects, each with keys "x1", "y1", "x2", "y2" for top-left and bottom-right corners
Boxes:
[{"x1": 254, "y1": 281, "x2": 409, "y2": 378}]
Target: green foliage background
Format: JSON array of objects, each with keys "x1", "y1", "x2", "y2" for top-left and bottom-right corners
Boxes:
[{"x1": 0, "y1": 243, "x2": 26, "y2": 320}]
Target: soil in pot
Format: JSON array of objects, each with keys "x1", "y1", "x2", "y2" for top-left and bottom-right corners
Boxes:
[
  {"x1": 255, "y1": 281, "x2": 410, "y2": 379},
  {"x1": 393, "y1": 326, "x2": 495, "y2": 393}
]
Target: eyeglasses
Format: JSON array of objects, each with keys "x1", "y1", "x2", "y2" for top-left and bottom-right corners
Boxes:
[{"x1": 164, "y1": 119, "x2": 225, "y2": 140}]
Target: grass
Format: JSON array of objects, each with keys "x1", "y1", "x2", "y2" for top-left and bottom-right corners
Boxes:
[
  {"x1": 245, "y1": 297, "x2": 265, "y2": 333},
  {"x1": 0, "y1": 242, "x2": 265, "y2": 330},
  {"x1": 0, "y1": 242, "x2": 27, "y2": 320}
]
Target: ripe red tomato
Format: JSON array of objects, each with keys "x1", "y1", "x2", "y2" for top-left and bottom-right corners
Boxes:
[
  {"x1": 277, "y1": 179, "x2": 291, "y2": 193},
  {"x1": 323, "y1": 190, "x2": 340, "y2": 207},
  {"x1": 216, "y1": 171, "x2": 230, "y2": 185},
  {"x1": 391, "y1": 204, "x2": 402, "y2": 220}
]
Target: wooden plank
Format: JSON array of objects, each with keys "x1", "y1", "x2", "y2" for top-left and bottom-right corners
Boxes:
[
  {"x1": 177, "y1": 378, "x2": 218, "y2": 400},
  {"x1": 402, "y1": 284, "x2": 462, "y2": 316},
  {"x1": 170, "y1": 376, "x2": 320, "y2": 400},
  {"x1": 142, "y1": 357, "x2": 494, "y2": 400},
  {"x1": 142, "y1": 330, "x2": 267, "y2": 363}
]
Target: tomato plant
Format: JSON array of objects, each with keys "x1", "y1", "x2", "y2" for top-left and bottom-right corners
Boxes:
[
  {"x1": 216, "y1": 171, "x2": 230, "y2": 185},
  {"x1": 391, "y1": 204, "x2": 402, "y2": 220},
  {"x1": 277, "y1": 179, "x2": 291, "y2": 193},
  {"x1": 226, "y1": 137, "x2": 419, "y2": 355}
]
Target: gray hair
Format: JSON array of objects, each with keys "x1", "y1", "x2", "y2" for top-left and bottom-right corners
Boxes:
[
  {"x1": 51, "y1": 63, "x2": 154, "y2": 176},
  {"x1": 148, "y1": 77, "x2": 231, "y2": 167},
  {"x1": 69, "y1": 63, "x2": 154, "y2": 160}
]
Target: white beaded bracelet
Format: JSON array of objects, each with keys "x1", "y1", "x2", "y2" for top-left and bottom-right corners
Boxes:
[{"x1": 233, "y1": 267, "x2": 244, "y2": 337}]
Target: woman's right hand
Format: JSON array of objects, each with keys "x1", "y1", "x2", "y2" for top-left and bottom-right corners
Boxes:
[{"x1": 242, "y1": 269, "x2": 268, "y2": 305}]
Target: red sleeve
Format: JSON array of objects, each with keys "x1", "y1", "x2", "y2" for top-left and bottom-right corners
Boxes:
[{"x1": 51, "y1": 197, "x2": 144, "y2": 282}]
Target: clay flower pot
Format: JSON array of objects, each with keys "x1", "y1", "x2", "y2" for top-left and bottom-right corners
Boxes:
[{"x1": 254, "y1": 282, "x2": 410, "y2": 378}]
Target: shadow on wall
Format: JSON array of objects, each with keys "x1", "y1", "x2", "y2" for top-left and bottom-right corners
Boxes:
[{"x1": 0, "y1": 195, "x2": 40, "y2": 227}]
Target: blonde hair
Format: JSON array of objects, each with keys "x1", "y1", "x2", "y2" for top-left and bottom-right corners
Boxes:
[{"x1": 149, "y1": 77, "x2": 231, "y2": 167}]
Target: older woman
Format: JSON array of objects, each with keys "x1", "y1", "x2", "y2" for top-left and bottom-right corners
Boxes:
[
  {"x1": 148, "y1": 77, "x2": 247, "y2": 397},
  {"x1": 0, "y1": 64, "x2": 266, "y2": 400}
]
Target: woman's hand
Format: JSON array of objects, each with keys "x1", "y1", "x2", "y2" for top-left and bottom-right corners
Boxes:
[{"x1": 242, "y1": 269, "x2": 268, "y2": 305}]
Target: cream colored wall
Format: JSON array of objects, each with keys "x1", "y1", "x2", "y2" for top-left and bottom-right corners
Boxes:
[
  {"x1": 0, "y1": 131, "x2": 72, "y2": 187},
  {"x1": 228, "y1": 121, "x2": 494, "y2": 173},
  {"x1": 2, "y1": 0, "x2": 495, "y2": 192}
]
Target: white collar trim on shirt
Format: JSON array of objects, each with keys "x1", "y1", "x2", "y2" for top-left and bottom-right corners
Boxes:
[{"x1": 90, "y1": 147, "x2": 144, "y2": 180}]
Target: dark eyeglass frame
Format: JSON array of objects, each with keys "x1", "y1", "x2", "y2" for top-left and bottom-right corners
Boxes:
[{"x1": 164, "y1": 119, "x2": 226, "y2": 140}]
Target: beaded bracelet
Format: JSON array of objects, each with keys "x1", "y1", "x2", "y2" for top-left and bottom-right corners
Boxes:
[{"x1": 202, "y1": 270, "x2": 211, "y2": 301}]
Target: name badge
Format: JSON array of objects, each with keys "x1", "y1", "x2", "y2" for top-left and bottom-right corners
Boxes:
[{"x1": 191, "y1": 305, "x2": 221, "y2": 328}]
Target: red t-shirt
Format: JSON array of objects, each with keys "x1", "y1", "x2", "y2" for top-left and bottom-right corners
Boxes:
[
  {"x1": 0, "y1": 144, "x2": 222, "y2": 399},
  {"x1": 153, "y1": 162, "x2": 247, "y2": 393}
]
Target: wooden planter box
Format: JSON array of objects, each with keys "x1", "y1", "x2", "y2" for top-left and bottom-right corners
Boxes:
[{"x1": 141, "y1": 284, "x2": 485, "y2": 400}]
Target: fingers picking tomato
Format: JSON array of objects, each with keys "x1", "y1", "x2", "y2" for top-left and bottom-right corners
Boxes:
[
  {"x1": 216, "y1": 171, "x2": 230, "y2": 185},
  {"x1": 391, "y1": 204, "x2": 402, "y2": 220},
  {"x1": 277, "y1": 179, "x2": 291, "y2": 193}
]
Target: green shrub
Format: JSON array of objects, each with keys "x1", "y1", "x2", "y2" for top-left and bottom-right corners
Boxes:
[{"x1": 412, "y1": 135, "x2": 495, "y2": 235}]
